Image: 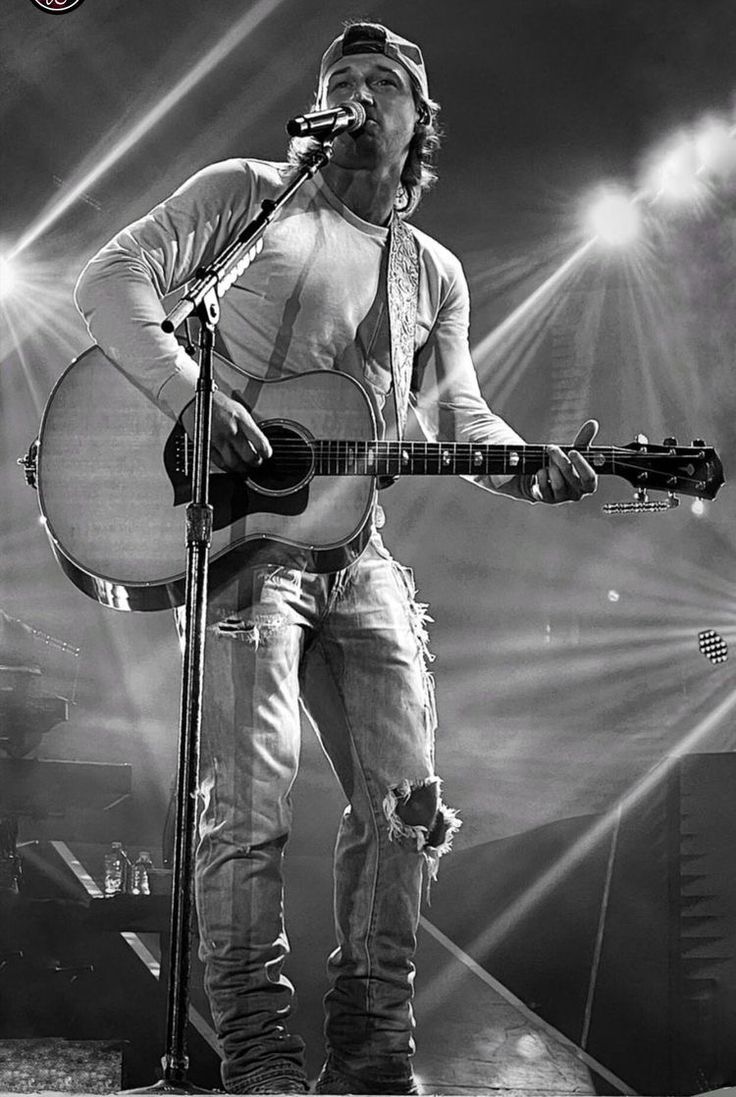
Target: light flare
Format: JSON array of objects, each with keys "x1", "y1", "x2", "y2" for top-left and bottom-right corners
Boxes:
[
  {"x1": 640, "y1": 131, "x2": 712, "y2": 211},
  {"x1": 584, "y1": 187, "x2": 642, "y2": 247},
  {"x1": 694, "y1": 116, "x2": 736, "y2": 177},
  {"x1": 0, "y1": 256, "x2": 19, "y2": 301},
  {"x1": 0, "y1": 249, "x2": 89, "y2": 399}
]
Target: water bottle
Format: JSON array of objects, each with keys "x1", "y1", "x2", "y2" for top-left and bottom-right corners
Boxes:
[
  {"x1": 130, "y1": 851, "x2": 153, "y2": 896},
  {"x1": 103, "y1": 841, "x2": 128, "y2": 897},
  {"x1": 0, "y1": 817, "x2": 21, "y2": 894}
]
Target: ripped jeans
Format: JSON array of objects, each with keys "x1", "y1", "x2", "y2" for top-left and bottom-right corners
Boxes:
[{"x1": 193, "y1": 530, "x2": 460, "y2": 1092}]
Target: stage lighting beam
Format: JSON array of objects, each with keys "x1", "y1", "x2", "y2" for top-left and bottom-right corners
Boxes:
[
  {"x1": 9, "y1": 0, "x2": 288, "y2": 261},
  {"x1": 416, "y1": 682, "x2": 736, "y2": 1035},
  {"x1": 472, "y1": 238, "x2": 595, "y2": 367},
  {"x1": 454, "y1": 682, "x2": 736, "y2": 964}
]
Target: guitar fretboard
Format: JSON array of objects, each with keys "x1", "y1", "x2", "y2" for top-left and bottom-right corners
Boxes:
[
  {"x1": 307, "y1": 441, "x2": 623, "y2": 478},
  {"x1": 310, "y1": 440, "x2": 554, "y2": 477}
]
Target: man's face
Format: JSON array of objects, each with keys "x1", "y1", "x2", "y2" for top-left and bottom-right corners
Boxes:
[{"x1": 322, "y1": 54, "x2": 419, "y2": 173}]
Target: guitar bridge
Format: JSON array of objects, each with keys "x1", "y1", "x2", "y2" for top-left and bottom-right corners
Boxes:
[{"x1": 174, "y1": 430, "x2": 190, "y2": 476}]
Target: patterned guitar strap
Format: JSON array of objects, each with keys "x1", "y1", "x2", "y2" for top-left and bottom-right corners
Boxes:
[{"x1": 386, "y1": 213, "x2": 420, "y2": 445}]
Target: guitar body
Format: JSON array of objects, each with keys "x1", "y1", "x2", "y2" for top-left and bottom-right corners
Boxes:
[{"x1": 37, "y1": 347, "x2": 377, "y2": 611}]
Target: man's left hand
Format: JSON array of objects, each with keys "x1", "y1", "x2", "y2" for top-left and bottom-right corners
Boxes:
[{"x1": 531, "y1": 419, "x2": 599, "y2": 503}]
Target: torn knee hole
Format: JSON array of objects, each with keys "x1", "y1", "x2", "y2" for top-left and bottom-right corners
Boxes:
[
  {"x1": 211, "y1": 611, "x2": 287, "y2": 647},
  {"x1": 383, "y1": 777, "x2": 461, "y2": 865},
  {"x1": 395, "y1": 779, "x2": 439, "y2": 830}
]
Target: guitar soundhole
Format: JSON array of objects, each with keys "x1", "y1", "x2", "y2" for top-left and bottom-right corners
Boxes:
[{"x1": 248, "y1": 421, "x2": 314, "y2": 496}]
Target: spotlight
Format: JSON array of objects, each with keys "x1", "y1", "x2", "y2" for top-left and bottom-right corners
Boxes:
[
  {"x1": 584, "y1": 187, "x2": 641, "y2": 247},
  {"x1": 698, "y1": 629, "x2": 728, "y2": 665},
  {"x1": 0, "y1": 256, "x2": 18, "y2": 301},
  {"x1": 694, "y1": 117, "x2": 736, "y2": 179},
  {"x1": 642, "y1": 133, "x2": 708, "y2": 206}
]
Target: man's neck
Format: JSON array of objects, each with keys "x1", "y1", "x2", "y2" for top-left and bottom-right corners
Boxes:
[{"x1": 321, "y1": 161, "x2": 400, "y2": 226}]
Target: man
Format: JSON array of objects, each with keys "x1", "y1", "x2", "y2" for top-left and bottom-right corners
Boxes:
[{"x1": 75, "y1": 22, "x2": 597, "y2": 1096}]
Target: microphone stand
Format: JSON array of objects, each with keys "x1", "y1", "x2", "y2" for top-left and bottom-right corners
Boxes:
[{"x1": 126, "y1": 140, "x2": 335, "y2": 1094}]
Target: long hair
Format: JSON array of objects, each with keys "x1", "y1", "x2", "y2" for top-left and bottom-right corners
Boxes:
[{"x1": 287, "y1": 73, "x2": 441, "y2": 219}]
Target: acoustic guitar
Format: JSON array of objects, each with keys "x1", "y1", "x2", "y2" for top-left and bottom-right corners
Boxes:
[{"x1": 24, "y1": 346, "x2": 724, "y2": 611}]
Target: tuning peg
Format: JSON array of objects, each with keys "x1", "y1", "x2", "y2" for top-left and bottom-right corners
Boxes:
[
  {"x1": 662, "y1": 436, "x2": 677, "y2": 447},
  {"x1": 635, "y1": 433, "x2": 649, "y2": 445},
  {"x1": 692, "y1": 438, "x2": 705, "y2": 447},
  {"x1": 602, "y1": 489, "x2": 680, "y2": 515}
]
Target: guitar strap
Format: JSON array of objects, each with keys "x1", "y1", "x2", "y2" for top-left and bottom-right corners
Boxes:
[{"x1": 386, "y1": 213, "x2": 420, "y2": 442}]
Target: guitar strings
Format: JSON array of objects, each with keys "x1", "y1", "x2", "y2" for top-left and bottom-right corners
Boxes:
[
  {"x1": 182, "y1": 440, "x2": 709, "y2": 457},
  {"x1": 182, "y1": 440, "x2": 711, "y2": 476}
]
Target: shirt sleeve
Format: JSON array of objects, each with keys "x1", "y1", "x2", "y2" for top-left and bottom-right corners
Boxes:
[
  {"x1": 412, "y1": 249, "x2": 536, "y2": 501},
  {"x1": 74, "y1": 159, "x2": 260, "y2": 421}
]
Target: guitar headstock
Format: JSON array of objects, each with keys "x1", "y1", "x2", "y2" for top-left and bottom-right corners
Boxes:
[{"x1": 613, "y1": 436, "x2": 724, "y2": 502}]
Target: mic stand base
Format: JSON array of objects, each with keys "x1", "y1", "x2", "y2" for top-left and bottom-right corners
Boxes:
[
  {"x1": 120, "y1": 1053, "x2": 213, "y2": 1094},
  {"x1": 122, "y1": 1080, "x2": 212, "y2": 1095}
]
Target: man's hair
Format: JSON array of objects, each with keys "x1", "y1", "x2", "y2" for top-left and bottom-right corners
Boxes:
[{"x1": 287, "y1": 72, "x2": 441, "y2": 220}]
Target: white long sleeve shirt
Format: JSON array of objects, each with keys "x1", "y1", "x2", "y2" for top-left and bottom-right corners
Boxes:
[{"x1": 75, "y1": 157, "x2": 531, "y2": 497}]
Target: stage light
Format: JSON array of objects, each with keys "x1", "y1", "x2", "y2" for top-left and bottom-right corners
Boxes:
[
  {"x1": 694, "y1": 117, "x2": 736, "y2": 179},
  {"x1": 0, "y1": 256, "x2": 18, "y2": 301},
  {"x1": 584, "y1": 187, "x2": 641, "y2": 247},
  {"x1": 698, "y1": 629, "x2": 728, "y2": 665},
  {"x1": 642, "y1": 132, "x2": 709, "y2": 207},
  {"x1": 0, "y1": 248, "x2": 87, "y2": 372},
  {"x1": 659, "y1": 143, "x2": 702, "y2": 201}
]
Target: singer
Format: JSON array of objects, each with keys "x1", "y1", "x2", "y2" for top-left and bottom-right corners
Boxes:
[{"x1": 74, "y1": 21, "x2": 597, "y2": 1095}]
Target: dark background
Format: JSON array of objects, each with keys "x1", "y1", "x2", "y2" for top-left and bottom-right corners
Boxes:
[{"x1": 2, "y1": 2, "x2": 736, "y2": 1092}]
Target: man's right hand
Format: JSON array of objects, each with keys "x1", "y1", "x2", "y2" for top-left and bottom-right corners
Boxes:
[{"x1": 181, "y1": 390, "x2": 273, "y2": 474}]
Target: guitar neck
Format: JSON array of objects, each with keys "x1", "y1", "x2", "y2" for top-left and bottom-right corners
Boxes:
[
  {"x1": 304, "y1": 438, "x2": 722, "y2": 500},
  {"x1": 312, "y1": 441, "x2": 612, "y2": 478}
]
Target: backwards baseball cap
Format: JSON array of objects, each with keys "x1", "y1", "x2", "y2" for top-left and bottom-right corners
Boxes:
[{"x1": 318, "y1": 23, "x2": 429, "y2": 103}]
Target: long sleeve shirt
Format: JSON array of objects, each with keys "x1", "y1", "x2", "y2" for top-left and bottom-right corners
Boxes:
[{"x1": 75, "y1": 157, "x2": 532, "y2": 498}]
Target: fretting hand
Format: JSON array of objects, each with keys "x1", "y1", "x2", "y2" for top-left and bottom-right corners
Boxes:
[{"x1": 531, "y1": 419, "x2": 599, "y2": 503}]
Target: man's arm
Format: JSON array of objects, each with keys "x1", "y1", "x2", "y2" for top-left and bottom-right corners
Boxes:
[
  {"x1": 412, "y1": 246, "x2": 597, "y2": 504},
  {"x1": 74, "y1": 159, "x2": 271, "y2": 468}
]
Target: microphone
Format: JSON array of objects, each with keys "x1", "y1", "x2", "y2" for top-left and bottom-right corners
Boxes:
[{"x1": 286, "y1": 101, "x2": 366, "y2": 139}]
